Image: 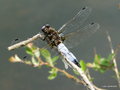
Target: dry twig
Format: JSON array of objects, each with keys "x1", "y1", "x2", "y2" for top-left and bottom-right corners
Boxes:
[
  {"x1": 8, "y1": 33, "x2": 44, "y2": 50},
  {"x1": 8, "y1": 33, "x2": 105, "y2": 90},
  {"x1": 106, "y1": 31, "x2": 120, "y2": 87}
]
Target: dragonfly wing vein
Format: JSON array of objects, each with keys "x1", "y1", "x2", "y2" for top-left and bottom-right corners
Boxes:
[
  {"x1": 64, "y1": 23, "x2": 100, "y2": 48},
  {"x1": 58, "y1": 7, "x2": 92, "y2": 35}
]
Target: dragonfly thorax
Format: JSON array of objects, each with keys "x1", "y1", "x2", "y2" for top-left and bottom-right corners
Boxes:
[{"x1": 41, "y1": 25, "x2": 63, "y2": 47}]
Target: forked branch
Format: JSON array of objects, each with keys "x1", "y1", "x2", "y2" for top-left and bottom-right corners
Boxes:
[{"x1": 8, "y1": 33, "x2": 104, "y2": 90}]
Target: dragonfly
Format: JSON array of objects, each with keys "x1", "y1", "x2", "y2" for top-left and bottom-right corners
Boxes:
[
  {"x1": 40, "y1": 7, "x2": 100, "y2": 68},
  {"x1": 10, "y1": 7, "x2": 99, "y2": 68}
]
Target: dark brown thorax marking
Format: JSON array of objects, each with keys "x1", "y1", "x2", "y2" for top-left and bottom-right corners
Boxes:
[{"x1": 41, "y1": 25, "x2": 63, "y2": 47}]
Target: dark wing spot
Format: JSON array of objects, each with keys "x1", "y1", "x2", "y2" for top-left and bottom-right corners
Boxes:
[
  {"x1": 82, "y1": 7, "x2": 86, "y2": 10},
  {"x1": 23, "y1": 56, "x2": 27, "y2": 59},
  {"x1": 91, "y1": 22, "x2": 94, "y2": 25}
]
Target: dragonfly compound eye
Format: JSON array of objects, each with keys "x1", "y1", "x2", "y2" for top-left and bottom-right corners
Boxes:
[
  {"x1": 45, "y1": 24, "x2": 50, "y2": 28},
  {"x1": 41, "y1": 25, "x2": 46, "y2": 32},
  {"x1": 41, "y1": 24, "x2": 50, "y2": 33}
]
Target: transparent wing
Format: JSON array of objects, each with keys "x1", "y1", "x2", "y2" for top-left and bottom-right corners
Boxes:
[
  {"x1": 10, "y1": 38, "x2": 21, "y2": 45},
  {"x1": 63, "y1": 23, "x2": 100, "y2": 48},
  {"x1": 58, "y1": 7, "x2": 91, "y2": 35}
]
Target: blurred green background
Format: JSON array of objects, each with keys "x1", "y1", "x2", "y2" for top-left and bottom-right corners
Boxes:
[{"x1": 0, "y1": 0, "x2": 120, "y2": 90}]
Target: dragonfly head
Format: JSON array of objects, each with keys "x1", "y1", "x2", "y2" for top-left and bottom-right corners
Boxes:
[{"x1": 41, "y1": 24, "x2": 50, "y2": 33}]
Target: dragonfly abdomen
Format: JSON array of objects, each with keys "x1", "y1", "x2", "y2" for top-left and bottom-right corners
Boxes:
[{"x1": 57, "y1": 43, "x2": 80, "y2": 67}]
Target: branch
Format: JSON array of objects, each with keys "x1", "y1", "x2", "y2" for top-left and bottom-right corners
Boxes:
[
  {"x1": 106, "y1": 31, "x2": 120, "y2": 87},
  {"x1": 35, "y1": 56, "x2": 85, "y2": 84},
  {"x1": 9, "y1": 54, "x2": 105, "y2": 90},
  {"x1": 39, "y1": 58, "x2": 105, "y2": 90},
  {"x1": 8, "y1": 33, "x2": 44, "y2": 51},
  {"x1": 64, "y1": 57, "x2": 97, "y2": 90},
  {"x1": 8, "y1": 34, "x2": 104, "y2": 90}
]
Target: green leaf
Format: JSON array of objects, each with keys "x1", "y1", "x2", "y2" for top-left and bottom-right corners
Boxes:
[
  {"x1": 48, "y1": 73, "x2": 57, "y2": 80},
  {"x1": 49, "y1": 68, "x2": 57, "y2": 73},
  {"x1": 94, "y1": 54, "x2": 101, "y2": 64},
  {"x1": 40, "y1": 49, "x2": 51, "y2": 59},
  {"x1": 93, "y1": 63, "x2": 100, "y2": 70},
  {"x1": 26, "y1": 47, "x2": 34, "y2": 56},
  {"x1": 79, "y1": 60, "x2": 87, "y2": 71},
  {"x1": 48, "y1": 68, "x2": 58, "y2": 80},
  {"x1": 34, "y1": 49, "x2": 40, "y2": 57},
  {"x1": 40, "y1": 48, "x2": 53, "y2": 66},
  {"x1": 31, "y1": 56, "x2": 39, "y2": 66},
  {"x1": 99, "y1": 69, "x2": 106, "y2": 73},
  {"x1": 52, "y1": 56, "x2": 59, "y2": 63},
  {"x1": 107, "y1": 53, "x2": 115, "y2": 61},
  {"x1": 100, "y1": 58, "x2": 109, "y2": 66}
]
